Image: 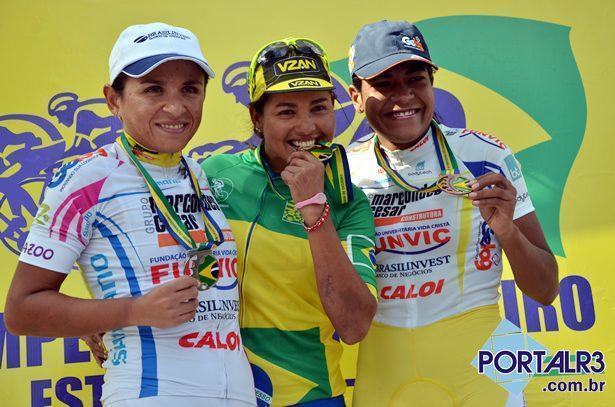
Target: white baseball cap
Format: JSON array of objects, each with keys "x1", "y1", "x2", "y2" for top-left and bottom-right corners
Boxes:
[{"x1": 108, "y1": 22, "x2": 215, "y2": 84}]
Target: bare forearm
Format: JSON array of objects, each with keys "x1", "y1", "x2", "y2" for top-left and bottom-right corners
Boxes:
[
  {"x1": 498, "y1": 224, "x2": 559, "y2": 304},
  {"x1": 5, "y1": 290, "x2": 135, "y2": 337},
  {"x1": 308, "y1": 219, "x2": 376, "y2": 344}
]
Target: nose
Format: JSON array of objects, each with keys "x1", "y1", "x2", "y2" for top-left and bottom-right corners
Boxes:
[
  {"x1": 390, "y1": 83, "x2": 414, "y2": 104},
  {"x1": 294, "y1": 112, "x2": 317, "y2": 136},
  {"x1": 162, "y1": 93, "x2": 187, "y2": 117}
]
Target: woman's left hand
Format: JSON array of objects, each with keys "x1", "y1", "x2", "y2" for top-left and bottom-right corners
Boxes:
[
  {"x1": 281, "y1": 151, "x2": 326, "y2": 225},
  {"x1": 468, "y1": 172, "x2": 517, "y2": 238}
]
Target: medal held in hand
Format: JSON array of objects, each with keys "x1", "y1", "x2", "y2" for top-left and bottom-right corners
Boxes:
[
  {"x1": 187, "y1": 247, "x2": 220, "y2": 290},
  {"x1": 436, "y1": 173, "x2": 473, "y2": 196},
  {"x1": 302, "y1": 143, "x2": 334, "y2": 162},
  {"x1": 120, "y1": 133, "x2": 225, "y2": 291}
]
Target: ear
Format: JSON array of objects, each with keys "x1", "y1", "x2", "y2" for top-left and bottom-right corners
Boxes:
[
  {"x1": 349, "y1": 84, "x2": 364, "y2": 113},
  {"x1": 249, "y1": 105, "x2": 262, "y2": 132},
  {"x1": 103, "y1": 84, "x2": 121, "y2": 119}
]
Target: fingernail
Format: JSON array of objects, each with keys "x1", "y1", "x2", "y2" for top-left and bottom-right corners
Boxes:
[
  {"x1": 468, "y1": 192, "x2": 477, "y2": 199},
  {"x1": 472, "y1": 200, "x2": 479, "y2": 206},
  {"x1": 472, "y1": 182, "x2": 480, "y2": 190}
]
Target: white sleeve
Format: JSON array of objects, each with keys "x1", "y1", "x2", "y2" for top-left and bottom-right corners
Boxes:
[
  {"x1": 500, "y1": 149, "x2": 534, "y2": 220},
  {"x1": 19, "y1": 158, "x2": 110, "y2": 273}
]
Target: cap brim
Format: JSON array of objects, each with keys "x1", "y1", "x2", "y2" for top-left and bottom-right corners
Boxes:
[
  {"x1": 265, "y1": 77, "x2": 334, "y2": 94},
  {"x1": 354, "y1": 53, "x2": 438, "y2": 79},
  {"x1": 123, "y1": 54, "x2": 216, "y2": 79}
]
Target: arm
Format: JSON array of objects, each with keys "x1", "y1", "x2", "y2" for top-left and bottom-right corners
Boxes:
[
  {"x1": 282, "y1": 152, "x2": 377, "y2": 344},
  {"x1": 4, "y1": 262, "x2": 200, "y2": 337},
  {"x1": 469, "y1": 173, "x2": 559, "y2": 305}
]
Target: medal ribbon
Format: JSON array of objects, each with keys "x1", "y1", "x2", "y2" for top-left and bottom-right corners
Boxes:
[
  {"x1": 374, "y1": 120, "x2": 459, "y2": 192},
  {"x1": 257, "y1": 143, "x2": 353, "y2": 205},
  {"x1": 119, "y1": 134, "x2": 224, "y2": 251}
]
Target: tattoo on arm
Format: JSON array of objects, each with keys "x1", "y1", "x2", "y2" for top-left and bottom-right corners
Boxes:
[{"x1": 325, "y1": 275, "x2": 334, "y2": 299}]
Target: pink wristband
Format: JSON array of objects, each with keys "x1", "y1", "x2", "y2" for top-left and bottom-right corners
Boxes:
[{"x1": 295, "y1": 192, "x2": 327, "y2": 209}]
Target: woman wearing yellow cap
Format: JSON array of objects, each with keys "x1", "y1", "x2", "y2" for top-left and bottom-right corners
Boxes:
[{"x1": 201, "y1": 38, "x2": 378, "y2": 406}]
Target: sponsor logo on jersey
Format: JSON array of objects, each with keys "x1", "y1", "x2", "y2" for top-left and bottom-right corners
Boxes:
[
  {"x1": 460, "y1": 129, "x2": 506, "y2": 150},
  {"x1": 109, "y1": 328, "x2": 128, "y2": 365},
  {"x1": 210, "y1": 177, "x2": 234, "y2": 203},
  {"x1": 376, "y1": 224, "x2": 451, "y2": 254},
  {"x1": 380, "y1": 278, "x2": 445, "y2": 299},
  {"x1": 145, "y1": 193, "x2": 218, "y2": 247},
  {"x1": 20, "y1": 242, "x2": 54, "y2": 260},
  {"x1": 504, "y1": 154, "x2": 522, "y2": 181},
  {"x1": 516, "y1": 191, "x2": 529, "y2": 204},
  {"x1": 474, "y1": 221, "x2": 499, "y2": 270},
  {"x1": 375, "y1": 209, "x2": 443, "y2": 227},
  {"x1": 369, "y1": 190, "x2": 442, "y2": 218},
  {"x1": 282, "y1": 201, "x2": 303, "y2": 225},
  {"x1": 48, "y1": 148, "x2": 109, "y2": 191},
  {"x1": 150, "y1": 256, "x2": 237, "y2": 288},
  {"x1": 251, "y1": 364, "x2": 273, "y2": 407},
  {"x1": 376, "y1": 254, "x2": 451, "y2": 277},
  {"x1": 179, "y1": 330, "x2": 242, "y2": 350}
]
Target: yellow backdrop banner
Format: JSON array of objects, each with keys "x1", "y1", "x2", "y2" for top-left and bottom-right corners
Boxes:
[{"x1": 0, "y1": 0, "x2": 613, "y2": 405}]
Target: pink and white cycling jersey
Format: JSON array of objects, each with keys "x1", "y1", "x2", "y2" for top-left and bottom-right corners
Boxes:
[
  {"x1": 19, "y1": 142, "x2": 255, "y2": 406},
  {"x1": 348, "y1": 123, "x2": 534, "y2": 328}
]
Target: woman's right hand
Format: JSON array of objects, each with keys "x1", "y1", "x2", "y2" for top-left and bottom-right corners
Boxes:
[{"x1": 130, "y1": 276, "x2": 200, "y2": 328}]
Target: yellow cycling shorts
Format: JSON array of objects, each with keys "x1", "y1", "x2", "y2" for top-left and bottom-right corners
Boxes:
[{"x1": 353, "y1": 304, "x2": 509, "y2": 407}]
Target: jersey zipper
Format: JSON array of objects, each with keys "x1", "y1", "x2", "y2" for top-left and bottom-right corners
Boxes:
[{"x1": 239, "y1": 185, "x2": 268, "y2": 327}]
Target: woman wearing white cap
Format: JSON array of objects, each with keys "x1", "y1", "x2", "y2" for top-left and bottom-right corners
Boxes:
[
  {"x1": 4, "y1": 22, "x2": 255, "y2": 407},
  {"x1": 346, "y1": 20, "x2": 559, "y2": 406}
]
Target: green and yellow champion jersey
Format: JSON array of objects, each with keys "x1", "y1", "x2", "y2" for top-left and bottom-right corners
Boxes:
[{"x1": 202, "y1": 147, "x2": 377, "y2": 406}]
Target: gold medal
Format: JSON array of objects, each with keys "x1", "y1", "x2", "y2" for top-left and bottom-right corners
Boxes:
[
  {"x1": 437, "y1": 174, "x2": 473, "y2": 195},
  {"x1": 302, "y1": 143, "x2": 333, "y2": 162},
  {"x1": 186, "y1": 248, "x2": 219, "y2": 291}
]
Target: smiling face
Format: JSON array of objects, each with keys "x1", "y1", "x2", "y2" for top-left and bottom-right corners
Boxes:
[
  {"x1": 104, "y1": 60, "x2": 206, "y2": 153},
  {"x1": 350, "y1": 61, "x2": 434, "y2": 150},
  {"x1": 251, "y1": 90, "x2": 335, "y2": 172}
]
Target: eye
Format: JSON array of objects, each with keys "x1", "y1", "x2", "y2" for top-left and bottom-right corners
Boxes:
[
  {"x1": 372, "y1": 80, "x2": 391, "y2": 89},
  {"x1": 183, "y1": 85, "x2": 200, "y2": 94},
  {"x1": 276, "y1": 109, "x2": 295, "y2": 116},
  {"x1": 312, "y1": 104, "x2": 329, "y2": 113},
  {"x1": 144, "y1": 86, "x2": 162, "y2": 94}
]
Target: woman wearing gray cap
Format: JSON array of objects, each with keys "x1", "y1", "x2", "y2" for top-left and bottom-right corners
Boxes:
[
  {"x1": 4, "y1": 22, "x2": 255, "y2": 406},
  {"x1": 346, "y1": 20, "x2": 559, "y2": 406}
]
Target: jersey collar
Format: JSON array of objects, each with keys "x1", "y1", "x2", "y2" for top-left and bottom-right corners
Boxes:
[{"x1": 121, "y1": 132, "x2": 182, "y2": 167}]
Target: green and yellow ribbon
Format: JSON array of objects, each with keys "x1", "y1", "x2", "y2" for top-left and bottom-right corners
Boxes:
[
  {"x1": 119, "y1": 134, "x2": 223, "y2": 287},
  {"x1": 257, "y1": 142, "x2": 354, "y2": 206},
  {"x1": 374, "y1": 120, "x2": 460, "y2": 193}
]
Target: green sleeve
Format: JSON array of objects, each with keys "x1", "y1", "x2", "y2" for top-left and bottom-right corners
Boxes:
[{"x1": 336, "y1": 185, "x2": 377, "y2": 290}]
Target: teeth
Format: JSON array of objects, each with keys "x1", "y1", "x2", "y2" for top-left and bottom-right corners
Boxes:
[
  {"x1": 158, "y1": 123, "x2": 185, "y2": 130},
  {"x1": 290, "y1": 139, "x2": 316, "y2": 149},
  {"x1": 391, "y1": 109, "x2": 418, "y2": 118}
]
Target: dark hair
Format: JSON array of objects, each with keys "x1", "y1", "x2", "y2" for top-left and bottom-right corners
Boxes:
[
  {"x1": 248, "y1": 90, "x2": 337, "y2": 138},
  {"x1": 111, "y1": 70, "x2": 210, "y2": 96}
]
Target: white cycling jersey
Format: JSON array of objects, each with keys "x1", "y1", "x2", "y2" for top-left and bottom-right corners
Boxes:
[
  {"x1": 348, "y1": 123, "x2": 534, "y2": 328},
  {"x1": 19, "y1": 141, "x2": 255, "y2": 406}
]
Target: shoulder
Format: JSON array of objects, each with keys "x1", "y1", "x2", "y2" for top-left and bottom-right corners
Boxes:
[
  {"x1": 440, "y1": 123, "x2": 508, "y2": 152},
  {"x1": 347, "y1": 134, "x2": 375, "y2": 157},
  {"x1": 46, "y1": 143, "x2": 122, "y2": 193},
  {"x1": 200, "y1": 153, "x2": 245, "y2": 178}
]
